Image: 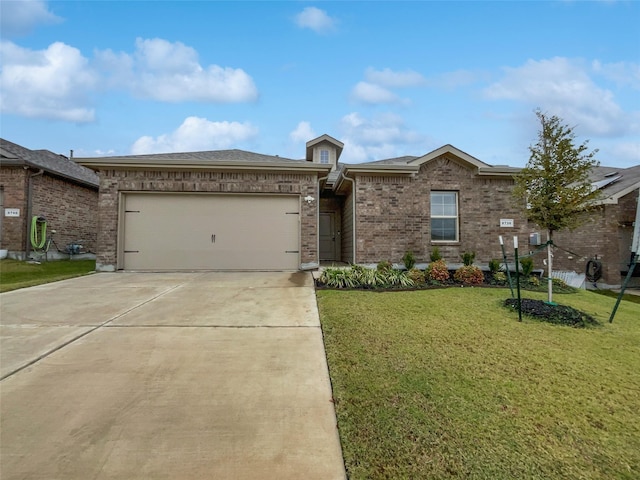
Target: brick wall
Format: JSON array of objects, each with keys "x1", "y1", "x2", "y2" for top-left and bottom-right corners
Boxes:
[
  {"x1": 31, "y1": 174, "x2": 98, "y2": 255},
  {"x1": 0, "y1": 167, "x2": 28, "y2": 253},
  {"x1": 0, "y1": 168, "x2": 98, "y2": 258},
  {"x1": 95, "y1": 169, "x2": 319, "y2": 270},
  {"x1": 553, "y1": 188, "x2": 639, "y2": 286},
  {"x1": 354, "y1": 155, "x2": 531, "y2": 265}
]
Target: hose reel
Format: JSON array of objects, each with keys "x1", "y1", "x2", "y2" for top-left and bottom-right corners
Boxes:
[
  {"x1": 30, "y1": 216, "x2": 47, "y2": 251},
  {"x1": 585, "y1": 257, "x2": 603, "y2": 283}
]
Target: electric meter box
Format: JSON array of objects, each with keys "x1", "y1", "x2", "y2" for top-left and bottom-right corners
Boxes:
[{"x1": 529, "y1": 233, "x2": 542, "y2": 246}]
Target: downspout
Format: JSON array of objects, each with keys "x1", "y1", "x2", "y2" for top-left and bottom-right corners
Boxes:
[
  {"x1": 338, "y1": 171, "x2": 356, "y2": 264},
  {"x1": 25, "y1": 168, "x2": 44, "y2": 259}
]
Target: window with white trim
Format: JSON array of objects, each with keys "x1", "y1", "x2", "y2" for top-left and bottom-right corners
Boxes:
[
  {"x1": 320, "y1": 149, "x2": 329, "y2": 164},
  {"x1": 430, "y1": 191, "x2": 458, "y2": 242}
]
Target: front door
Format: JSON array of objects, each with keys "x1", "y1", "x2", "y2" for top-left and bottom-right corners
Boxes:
[{"x1": 319, "y1": 212, "x2": 337, "y2": 261}]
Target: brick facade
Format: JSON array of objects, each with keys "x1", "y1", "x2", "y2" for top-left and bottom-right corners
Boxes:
[
  {"x1": 0, "y1": 167, "x2": 28, "y2": 253},
  {"x1": 0, "y1": 167, "x2": 97, "y2": 257},
  {"x1": 353, "y1": 155, "x2": 530, "y2": 266},
  {"x1": 95, "y1": 169, "x2": 319, "y2": 271},
  {"x1": 553, "y1": 189, "x2": 639, "y2": 286}
]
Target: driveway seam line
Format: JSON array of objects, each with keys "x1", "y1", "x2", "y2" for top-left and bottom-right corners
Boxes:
[{"x1": 0, "y1": 283, "x2": 185, "y2": 381}]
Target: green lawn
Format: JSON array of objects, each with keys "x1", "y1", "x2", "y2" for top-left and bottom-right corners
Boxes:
[
  {"x1": 0, "y1": 259, "x2": 96, "y2": 292},
  {"x1": 317, "y1": 288, "x2": 640, "y2": 479}
]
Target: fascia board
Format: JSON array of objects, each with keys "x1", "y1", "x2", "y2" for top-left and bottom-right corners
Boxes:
[{"x1": 595, "y1": 181, "x2": 640, "y2": 205}]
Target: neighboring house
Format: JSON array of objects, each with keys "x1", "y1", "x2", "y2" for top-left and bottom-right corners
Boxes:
[
  {"x1": 77, "y1": 134, "x2": 639, "y2": 287},
  {"x1": 552, "y1": 165, "x2": 640, "y2": 287},
  {"x1": 0, "y1": 139, "x2": 99, "y2": 259}
]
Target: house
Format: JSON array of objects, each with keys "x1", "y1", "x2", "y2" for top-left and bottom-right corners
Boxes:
[
  {"x1": 0, "y1": 139, "x2": 99, "y2": 259},
  {"x1": 76, "y1": 134, "x2": 639, "y2": 287},
  {"x1": 552, "y1": 165, "x2": 640, "y2": 287}
]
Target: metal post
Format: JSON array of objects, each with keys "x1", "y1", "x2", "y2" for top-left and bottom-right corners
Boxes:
[
  {"x1": 514, "y1": 236, "x2": 522, "y2": 322},
  {"x1": 499, "y1": 236, "x2": 515, "y2": 298}
]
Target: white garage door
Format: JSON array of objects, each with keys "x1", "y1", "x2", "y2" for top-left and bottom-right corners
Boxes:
[{"x1": 122, "y1": 193, "x2": 300, "y2": 270}]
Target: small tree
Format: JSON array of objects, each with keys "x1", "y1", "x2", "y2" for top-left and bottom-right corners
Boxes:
[{"x1": 513, "y1": 109, "x2": 600, "y2": 302}]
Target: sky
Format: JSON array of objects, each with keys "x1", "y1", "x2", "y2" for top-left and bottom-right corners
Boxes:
[{"x1": 1, "y1": 0, "x2": 639, "y2": 167}]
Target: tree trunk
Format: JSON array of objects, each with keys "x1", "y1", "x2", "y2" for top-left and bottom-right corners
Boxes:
[{"x1": 547, "y1": 229, "x2": 553, "y2": 303}]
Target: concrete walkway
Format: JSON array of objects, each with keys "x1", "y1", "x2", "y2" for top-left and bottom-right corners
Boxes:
[{"x1": 0, "y1": 272, "x2": 346, "y2": 480}]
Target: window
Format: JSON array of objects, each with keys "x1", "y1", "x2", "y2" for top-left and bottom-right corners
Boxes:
[
  {"x1": 320, "y1": 149, "x2": 329, "y2": 164},
  {"x1": 430, "y1": 191, "x2": 458, "y2": 242}
]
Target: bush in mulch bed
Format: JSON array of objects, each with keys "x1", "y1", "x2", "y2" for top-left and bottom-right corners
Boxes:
[{"x1": 504, "y1": 298, "x2": 600, "y2": 328}]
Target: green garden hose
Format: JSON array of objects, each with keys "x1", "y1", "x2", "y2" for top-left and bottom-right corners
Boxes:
[{"x1": 30, "y1": 216, "x2": 47, "y2": 250}]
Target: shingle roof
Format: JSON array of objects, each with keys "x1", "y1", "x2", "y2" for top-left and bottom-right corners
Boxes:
[
  {"x1": 92, "y1": 148, "x2": 303, "y2": 163},
  {"x1": 589, "y1": 164, "x2": 640, "y2": 202},
  {"x1": 0, "y1": 138, "x2": 99, "y2": 188},
  {"x1": 359, "y1": 155, "x2": 419, "y2": 165}
]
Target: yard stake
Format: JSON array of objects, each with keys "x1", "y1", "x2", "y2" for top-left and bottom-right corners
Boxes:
[
  {"x1": 514, "y1": 236, "x2": 522, "y2": 322},
  {"x1": 499, "y1": 236, "x2": 515, "y2": 298}
]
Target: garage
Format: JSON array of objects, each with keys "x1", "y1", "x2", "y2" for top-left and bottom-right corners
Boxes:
[{"x1": 121, "y1": 193, "x2": 300, "y2": 271}]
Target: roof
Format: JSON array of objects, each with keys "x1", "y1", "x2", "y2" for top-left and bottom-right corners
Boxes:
[
  {"x1": 341, "y1": 144, "x2": 520, "y2": 177},
  {"x1": 589, "y1": 164, "x2": 640, "y2": 204},
  {"x1": 76, "y1": 148, "x2": 332, "y2": 174},
  {"x1": 0, "y1": 138, "x2": 99, "y2": 188}
]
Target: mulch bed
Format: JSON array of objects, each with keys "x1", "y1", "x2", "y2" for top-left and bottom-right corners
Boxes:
[{"x1": 504, "y1": 298, "x2": 600, "y2": 328}]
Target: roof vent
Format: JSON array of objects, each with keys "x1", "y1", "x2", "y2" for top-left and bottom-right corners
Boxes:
[{"x1": 604, "y1": 171, "x2": 618, "y2": 177}]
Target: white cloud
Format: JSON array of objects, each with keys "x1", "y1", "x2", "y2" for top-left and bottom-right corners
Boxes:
[
  {"x1": 294, "y1": 7, "x2": 336, "y2": 34},
  {"x1": 351, "y1": 81, "x2": 401, "y2": 105},
  {"x1": 0, "y1": 0, "x2": 62, "y2": 37},
  {"x1": 351, "y1": 67, "x2": 427, "y2": 105},
  {"x1": 484, "y1": 57, "x2": 635, "y2": 137},
  {"x1": 0, "y1": 40, "x2": 97, "y2": 122},
  {"x1": 289, "y1": 121, "x2": 316, "y2": 143},
  {"x1": 364, "y1": 68, "x2": 425, "y2": 88},
  {"x1": 591, "y1": 60, "x2": 640, "y2": 90},
  {"x1": 607, "y1": 141, "x2": 640, "y2": 163},
  {"x1": 131, "y1": 117, "x2": 259, "y2": 154},
  {"x1": 95, "y1": 38, "x2": 258, "y2": 103},
  {"x1": 338, "y1": 112, "x2": 427, "y2": 163}
]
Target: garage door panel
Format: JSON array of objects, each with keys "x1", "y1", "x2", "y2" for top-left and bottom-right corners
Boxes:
[{"x1": 122, "y1": 194, "x2": 300, "y2": 270}]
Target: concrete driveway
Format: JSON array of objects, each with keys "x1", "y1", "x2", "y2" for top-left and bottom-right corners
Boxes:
[{"x1": 0, "y1": 272, "x2": 346, "y2": 480}]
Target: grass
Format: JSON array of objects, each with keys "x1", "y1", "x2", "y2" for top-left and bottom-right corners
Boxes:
[
  {"x1": 317, "y1": 288, "x2": 640, "y2": 479},
  {"x1": 591, "y1": 288, "x2": 640, "y2": 305},
  {"x1": 0, "y1": 259, "x2": 96, "y2": 292}
]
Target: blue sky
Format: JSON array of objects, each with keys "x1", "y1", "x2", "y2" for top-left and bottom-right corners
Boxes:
[{"x1": 1, "y1": 0, "x2": 639, "y2": 167}]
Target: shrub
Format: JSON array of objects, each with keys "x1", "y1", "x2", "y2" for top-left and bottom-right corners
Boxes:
[
  {"x1": 519, "y1": 257, "x2": 534, "y2": 277},
  {"x1": 488, "y1": 258, "x2": 501, "y2": 273},
  {"x1": 384, "y1": 269, "x2": 415, "y2": 288},
  {"x1": 492, "y1": 271, "x2": 507, "y2": 284},
  {"x1": 454, "y1": 265, "x2": 484, "y2": 285},
  {"x1": 407, "y1": 268, "x2": 425, "y2": 284},
  {"x1": 430, "y1": 247, "x2": 442, "y2": 262},
  {"x1": 461, "y1": 251, "x2": 476, "y2": 266},
  {"x1": 354, "y1": 266, "x2": 387, "y2": 288},
  {"x1": 528, "y1": 276, "x2": 540, "y2": 287},
  {"x1": 319, "y1": 268, "x2": 358, "y2": 288},
  {"x1": 426, "y1": 259, "x2": 450, "y2": 283},
  {"x1": 402, "y1": 251, "x2": 416, "y2": 270},
  {"x1": 377, "y1": 260, "x2": 393, "y2": 272}
]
